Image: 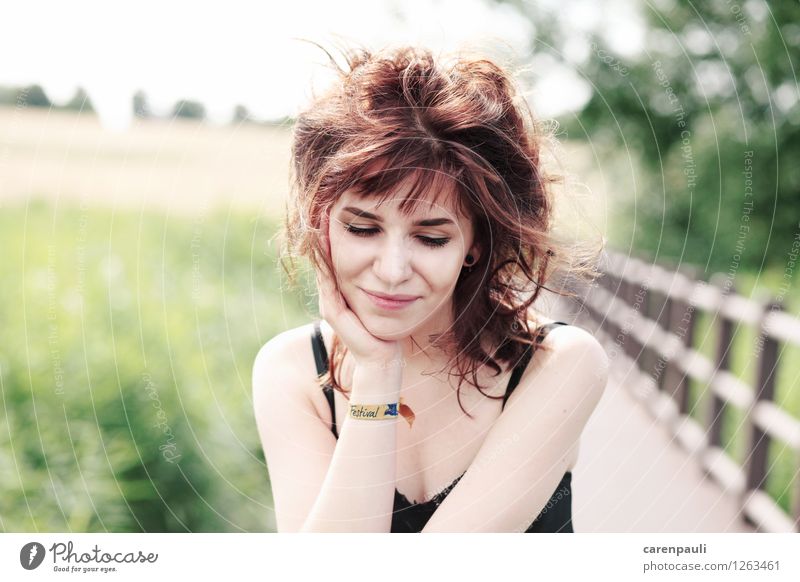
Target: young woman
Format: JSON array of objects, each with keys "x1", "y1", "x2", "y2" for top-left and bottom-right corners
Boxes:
[{"x1": 253, "y1": 44, "x2": 609, "y2": 533}]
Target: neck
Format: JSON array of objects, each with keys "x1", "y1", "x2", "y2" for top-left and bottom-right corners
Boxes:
[
  {"x1": 399, "y1": 335, "x2": 449, "y2": 373},
  {"x1": 397, "y1": 318, "x2": 495, "y2": 383},
  {"x1": 396, "y1": 308, "x2": 457, "y2": 371}
]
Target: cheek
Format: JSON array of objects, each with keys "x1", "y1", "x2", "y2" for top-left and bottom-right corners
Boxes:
[
  {"x1": 419, "y1": 251, "x2": 465, "y2": 291},
  {"x1": 328, "y1": 229, "x2": 358, "y2": 269},
  {"x1": 328, "y1": 232, "x2": 376, "y2": 289},
  {"x1": 327, "y1": 229, "x2": 341, "y2": 264}
]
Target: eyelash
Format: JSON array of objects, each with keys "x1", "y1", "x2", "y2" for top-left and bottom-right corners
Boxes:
[{"x1": 343, "y1": 225, "x2": 450, "y2": 248}]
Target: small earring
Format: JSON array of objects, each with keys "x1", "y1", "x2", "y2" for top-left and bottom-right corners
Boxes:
[{"x1": 464, "y1": 253, "x2": 476, "y2": 268}]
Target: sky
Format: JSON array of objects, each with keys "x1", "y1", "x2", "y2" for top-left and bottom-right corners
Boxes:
[{"x1": 0, "y1": 0, "x2": 644, "y2": 131}]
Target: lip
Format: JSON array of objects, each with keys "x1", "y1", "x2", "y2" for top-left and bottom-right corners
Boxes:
[{"x1": 361, "y1": 288, "x2": 420, "y2": 310}]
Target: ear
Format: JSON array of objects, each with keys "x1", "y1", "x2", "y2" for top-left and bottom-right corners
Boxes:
[
  {"x1": 469, "y1": 243, "x2": 482, "y2": 263},
  {"x1": 468, "y1": 222, "x2": 483, "y2": 261}
]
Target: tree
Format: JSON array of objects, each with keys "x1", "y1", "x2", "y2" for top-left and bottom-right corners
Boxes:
[
  {"x1": 63, "y1": 86, "x2": 95, "y2": 113},
  {"x1": 495, "y1": 0, "x2": 800, "y2": 274},
  {"x1": 171, "y1": 99, "x2": 205, "y2": 120},
  {"x1": 17, "y1": 84, "x2": 51, "y2": 108},
  {"x1": 232, "y1": 104, "x2": 250, "y2": 124},
  {"x1": 133, "y1": 90, "x2": 151, "y2": 119}
]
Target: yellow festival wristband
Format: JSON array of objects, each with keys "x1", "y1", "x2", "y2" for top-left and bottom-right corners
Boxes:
[{"x1": 348, "y1": 401, "x2": 399, "y2": 420}]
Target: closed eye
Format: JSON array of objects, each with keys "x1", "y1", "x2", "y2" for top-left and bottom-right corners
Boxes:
[{"x1": 343, "y1": 225, "x2": 450, "y2": 248}]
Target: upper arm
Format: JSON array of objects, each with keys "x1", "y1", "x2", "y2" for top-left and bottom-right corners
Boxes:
[
  {"x1": 422, "y1": 326, "x2": 609, "y2": 532},
  {"x1": 252, "y1": 330, "x2": 337, "y2": 532}
]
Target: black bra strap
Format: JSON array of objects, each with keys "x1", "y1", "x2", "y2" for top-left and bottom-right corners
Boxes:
[
  {"x1": 311, "y1": 320, "x2": 338, "y2": 439},
  {"x1": 502, "y1": 321, "x2": 569, "y2": 409},
  {"x1": 323, "y1": 388, "x2": 338, "y2": 439},
  {"x1": 311, "y1": 320, "x2": 329, "y2": 378}
]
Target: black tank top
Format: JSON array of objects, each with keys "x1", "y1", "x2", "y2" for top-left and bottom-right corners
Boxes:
[{"x1": 310, "y1": 319, "x2": 575, "y2": 533}]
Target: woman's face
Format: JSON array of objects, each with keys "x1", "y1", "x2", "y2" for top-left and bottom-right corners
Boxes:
[{"x1": 327, "y1": 181, "x2": 478, "y2": 341}]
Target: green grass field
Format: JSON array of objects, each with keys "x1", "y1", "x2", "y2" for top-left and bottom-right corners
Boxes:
[{"x1": 0, "y1": 198, "x2": 310, "y2": 531}]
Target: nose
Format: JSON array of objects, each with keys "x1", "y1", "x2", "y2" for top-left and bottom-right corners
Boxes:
[{"x1": 372, "y1": 235, "x2": 413, "y2": 287}]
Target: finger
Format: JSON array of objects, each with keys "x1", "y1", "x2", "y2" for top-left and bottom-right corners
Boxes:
[
  {"x1": 318, "y1": 265, "x2": 344, "y2": 310},
  {"x1": 317, "y1": 268, "x2": 345, "y2": 322}
]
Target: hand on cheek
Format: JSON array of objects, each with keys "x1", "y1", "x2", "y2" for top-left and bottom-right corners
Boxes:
[{"x1": 320, "y1": 210, "x2": 350, "y2": 310}]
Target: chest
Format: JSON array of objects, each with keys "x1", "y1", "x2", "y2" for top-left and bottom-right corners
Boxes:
[{"x1": 393, "y1": 388, "x2": 505, "y2": 504}]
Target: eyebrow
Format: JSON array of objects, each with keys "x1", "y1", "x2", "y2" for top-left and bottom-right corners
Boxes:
[{"x1": 340, "y1": 206, "x2": 456, "y2": 227}]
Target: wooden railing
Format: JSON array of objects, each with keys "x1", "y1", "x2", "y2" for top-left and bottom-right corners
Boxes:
[{"x1": 580, "y1": 249, "x2": 800, "y2": 533}]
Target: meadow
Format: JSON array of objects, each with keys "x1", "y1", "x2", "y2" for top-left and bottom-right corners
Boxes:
[{"x1": 0, "y1": 197, "x2": 314, "y2": 531}]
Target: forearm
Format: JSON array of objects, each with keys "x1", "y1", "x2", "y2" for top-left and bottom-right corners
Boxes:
[{"x1": 300, "y1": 362, "x2": 402, "y2": 532}]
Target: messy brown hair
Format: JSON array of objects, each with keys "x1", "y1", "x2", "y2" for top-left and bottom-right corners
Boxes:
[{"x1": 276, "y1": 42, "x2": 603, "y2": 416}]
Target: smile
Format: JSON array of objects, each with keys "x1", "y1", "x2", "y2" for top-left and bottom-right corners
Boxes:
[{"x1": 361, "y1": 289, "x2": 420, "y2": 310}]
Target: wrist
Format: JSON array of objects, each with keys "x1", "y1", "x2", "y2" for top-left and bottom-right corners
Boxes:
[
  {"x1": 351, "y1": 362, "x2": 402, "y2": 404},
  {"x1": 354, "y1": 355, "x2": 405, "y2": 371},
  {"x1": 348, "y1": 389, "x2": 401, "y2": 405}
]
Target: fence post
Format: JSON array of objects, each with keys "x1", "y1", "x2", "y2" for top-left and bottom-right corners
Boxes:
[
  {"x1": 604, "y1": 257, "x2": 626, "y2": 364},
  {"x1": 665, "y1": 271, "x2": 697, "y2": 414},
  {"x1": 650, "y1": 267, "x2": 674, "y2": 391},
  {"x1": 637, "y1": 265, "x2": 657, "y2": 379},
  {"x1": 707, "y1": 273, "x2": 733, "y2": 450},
  {"x1": 742, "y1": 299, "x2": 784, "y2": 527},
  {"x1": 622, "y1": 266, "x2": 639, "y2": 362}
]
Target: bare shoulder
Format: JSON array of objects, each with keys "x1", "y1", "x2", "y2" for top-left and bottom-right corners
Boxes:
[
  {"x1": 515, "y1": 319, "x2": 609, "y2": 399},
  {"x1": 251, "y1": 322, "x2": 325, "y2": 407}
]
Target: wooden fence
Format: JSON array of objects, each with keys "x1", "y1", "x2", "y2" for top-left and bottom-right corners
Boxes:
[{"x1": 580, "y1": 249, "x2": 800, "y2": 533}]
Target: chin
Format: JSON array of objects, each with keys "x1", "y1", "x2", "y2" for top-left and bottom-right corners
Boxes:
[
  {"x1": 358, "y1": 313, "x2": 417, "y2": 341},
  {"x1": 360, "y1": 306, "x2": 447, "y2": 344}
]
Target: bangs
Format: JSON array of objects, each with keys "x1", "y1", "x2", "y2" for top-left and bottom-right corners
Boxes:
[{"x1": 347, "y1": 157, "x2": 471, "y2": 221}]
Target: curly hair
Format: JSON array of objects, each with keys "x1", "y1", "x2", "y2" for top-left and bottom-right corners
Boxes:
[{"x1": 276, "y1": 41, "x2": 603, "y2": 417}]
